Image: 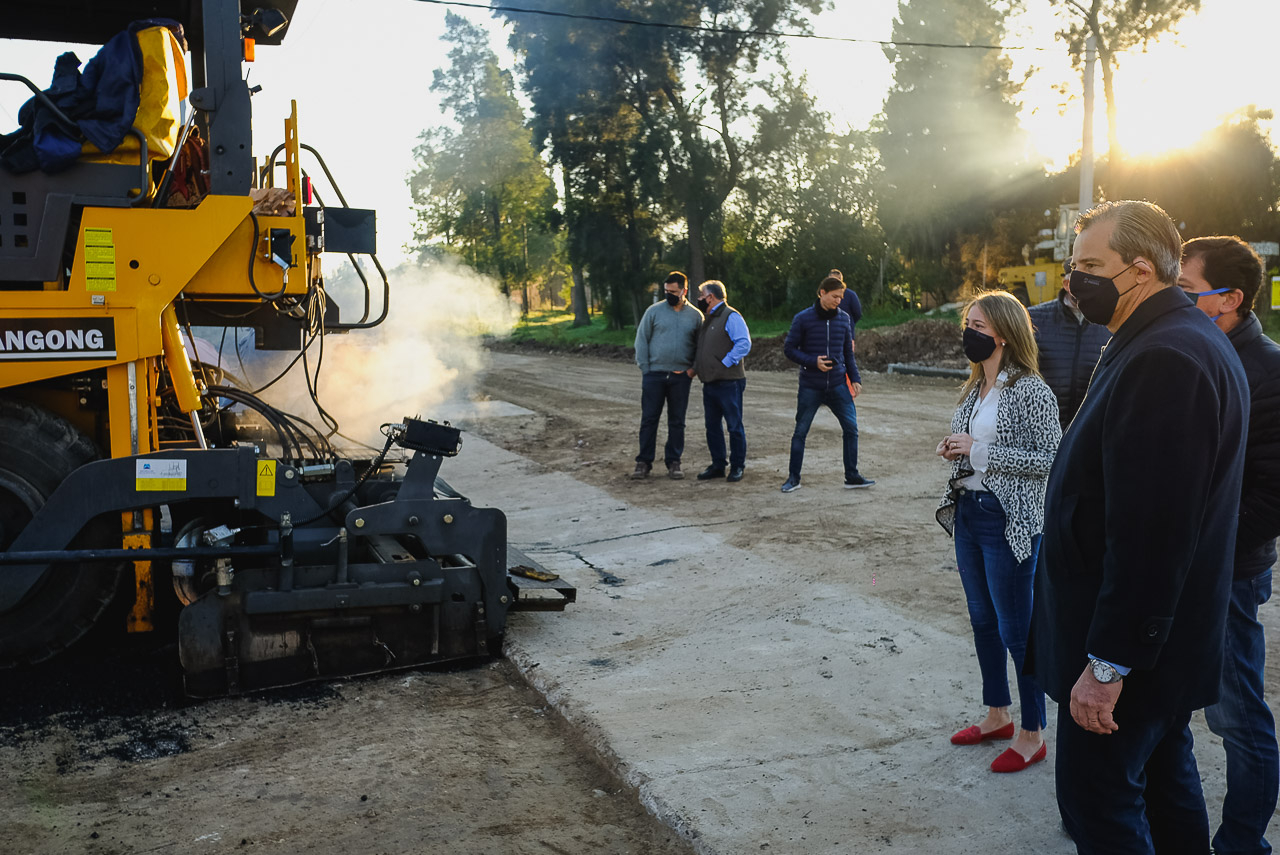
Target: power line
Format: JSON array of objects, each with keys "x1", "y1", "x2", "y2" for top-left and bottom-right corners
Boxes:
[{"x1": 413, "y1": 0, "x2": 1062, "y2": 52}]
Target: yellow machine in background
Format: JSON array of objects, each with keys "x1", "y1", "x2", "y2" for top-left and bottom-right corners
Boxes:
[
  {"x1": 0, "y1": 1, "x2": 569, "y2": 695},
  {"x1": 996, "y1": 204, "x2": 1079, "y2": 306}
]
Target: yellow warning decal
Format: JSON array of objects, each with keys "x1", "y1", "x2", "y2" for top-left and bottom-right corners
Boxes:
[
  {"x1": 135, "y1": 458, "x2": 187, "y2": 492},
  {"x1": 256, "y1": 460, "x2": 277, "y2": 497},
  {"x1": 84, "y1": 228, "x2": 118, "y2": 292},
  {"x1": 84, "y1": 227, "x2": 114, "y2": 246}
]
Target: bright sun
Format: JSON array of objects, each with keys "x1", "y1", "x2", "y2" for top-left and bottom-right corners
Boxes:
[{"x1": 1016, "y1": 0, "x2": 1279, "y2": 170}]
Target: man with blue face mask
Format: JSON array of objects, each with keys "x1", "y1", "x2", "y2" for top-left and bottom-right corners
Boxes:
[
  {"x1": 1029, "y1": 201, "x2": 1250, "y2": 854},
  {"x1": 1179, "y1": 235, "x2": 1280, "y2": 855}
]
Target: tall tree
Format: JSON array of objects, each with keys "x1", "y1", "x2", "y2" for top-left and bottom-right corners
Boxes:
[
  {"x1": 1052, "y1": 0, "x2": 1201, "y2": 186},
  {"x1": 503, "y1": 0, "x2": 668, "y2": 327},
  {"x1": 502, "y1": 0, "x2": 828, "y2": 316},
  {"x1": 723, "y1": 71, "x2": 884, "y2": 313},
  {"x1": 410, "y1": 12, "x2": 560, "y2": 308},
  {"x1": 877, "y1": 0, "x2": 1029, "y2": 304},
  {"x1": 636, "y1": 0, "x2": 827, "y2": 287}
]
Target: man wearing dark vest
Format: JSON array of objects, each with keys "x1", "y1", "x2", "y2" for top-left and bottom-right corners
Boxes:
[
  {"x1": 693, "y1": 280, "x2": 752, "y2": 482},
  {"x1": 1027, "y1": 261, "x2": 1111, "y2": 432}
]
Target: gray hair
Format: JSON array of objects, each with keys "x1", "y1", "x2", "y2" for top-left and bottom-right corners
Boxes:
[
  {"x1": 1076, "y1": 201, "x2": 1182, "y2": 286},
  {"x1": 700, "y1": 280, "x2": 726, "y2": 301}
]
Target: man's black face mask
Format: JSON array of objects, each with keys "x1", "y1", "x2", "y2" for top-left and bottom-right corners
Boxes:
[{"x1": 1068, "y1": 263, "x2": 1137, "y2": 326}]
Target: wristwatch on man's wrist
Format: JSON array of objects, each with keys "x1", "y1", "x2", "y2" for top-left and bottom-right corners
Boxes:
[{"x1": 1089, "y1": 658, "x2": 1124, "y2": 684}]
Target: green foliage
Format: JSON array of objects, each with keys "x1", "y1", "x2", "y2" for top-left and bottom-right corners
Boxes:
[
  {"x1": 876, "y1": 0, "x2": 1028, "y2": 305},
  {"x1": 510, "y1": 307, "x2": 795, "y2": 347},
  {"x1": 507, "y1": 302, "x2": 945, "y2": 353},
  {"x1": 409, "y1": 12, "x2": 561, "y2": 304},
  {"x1": 501, "y1": 0, "x2": 835, "y2": 328},
  {"x1": 1113, "y1": 109, "x2": 1280, "y2": 240},
  {"x1": 712, "y1": 72, "x2": 886, "y2": 316}
]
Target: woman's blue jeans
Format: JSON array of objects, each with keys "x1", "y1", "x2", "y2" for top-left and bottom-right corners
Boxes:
[{"x1": 953, "y1": 489, "x2": 1046, "y2": 732}]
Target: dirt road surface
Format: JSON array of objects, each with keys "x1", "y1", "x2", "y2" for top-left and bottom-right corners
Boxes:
[
  {"x1": 2, "y1": 349, "x2": 1275, "y2": 855},
  {"x1": 452, "y1": 351, "x2": 1278, "y2": 854}
]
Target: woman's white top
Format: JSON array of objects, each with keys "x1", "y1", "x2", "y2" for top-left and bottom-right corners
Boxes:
[{"x1": 958, "y1": 372, "x2": 1005, "y2": 491}]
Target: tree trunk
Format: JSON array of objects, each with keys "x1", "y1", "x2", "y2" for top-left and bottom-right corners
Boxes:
[
  {"x1": 1098, "y1": 42, "x2": 1121, "y2": 192},
  {"x1": 688, "y1": 203, "x2": 706, "y2": 288},
  {"x1": 570, "y1": 265, "x2": 590, "y2": 326},
  {"x1": 562, "y1": 169, "x2": 591, "y2": 327}
]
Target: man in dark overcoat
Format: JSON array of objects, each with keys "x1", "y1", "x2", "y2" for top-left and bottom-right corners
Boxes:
[{"x1": 1030, "y1": 200, "x2": 1249, "y2": 854}]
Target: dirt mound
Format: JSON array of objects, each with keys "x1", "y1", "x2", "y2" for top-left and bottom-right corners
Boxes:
[
  {"x1": 855, "y1": 319, "x2": 966, "y2": 372},
  {"x1": 489, "y1": 317, "x2": 966, "y2": 372}
]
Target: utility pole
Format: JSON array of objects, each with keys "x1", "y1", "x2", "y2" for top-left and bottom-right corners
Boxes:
[{"x1": 1078, "y1": 34, "x2": 1097, "y2": 213}]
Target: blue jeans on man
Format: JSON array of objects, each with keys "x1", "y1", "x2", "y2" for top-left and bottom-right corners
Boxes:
[
  {"x1": 636, "y1": 371, "x2": 692, "y2": 468},
  {"x1": 1203, "y1": 568, "x2": 1278, "y2": 855},
  {"x1": 788, "y1": 384, "x2": 861, "y2": 482},
  {"x1": 702, "y1": 378, "x2": 746, "y2": 469},
  {"x1": 953, "y1": 489, "x2": 1046, "y2": 733}
]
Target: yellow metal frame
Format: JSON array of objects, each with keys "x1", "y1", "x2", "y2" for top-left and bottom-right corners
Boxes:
[
  {"x1": 996, "y1": 261, "x2": 1061, "y2": 307},
  {"x1": 0, "y1": 106, "x2": 313, "y2": 632}
]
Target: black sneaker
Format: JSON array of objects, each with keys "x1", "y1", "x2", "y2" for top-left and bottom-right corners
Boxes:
[
  {"x1": 844, "y1": 476, "x2": 875, "y2": 489},
  {"x1": 781, "y1": 477, "x2": 801, "y2": 493},
  {"x1": 696, "y1": 466, "x2": 726, "y2": 480}
]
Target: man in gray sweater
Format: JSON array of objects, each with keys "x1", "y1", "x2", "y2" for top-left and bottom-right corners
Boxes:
[{"x1": 632, "y1": 272, "x2": 704, "y2": 479}]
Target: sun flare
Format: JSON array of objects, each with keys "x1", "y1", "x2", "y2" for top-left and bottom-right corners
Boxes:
[{"x1": 1008, "y1": 1, "x2": 1279, "y2": 171}]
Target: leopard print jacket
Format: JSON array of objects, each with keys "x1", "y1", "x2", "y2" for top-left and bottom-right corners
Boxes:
[{"x1": 935, "y1": 371, "x2": 1063, "y2": 562}]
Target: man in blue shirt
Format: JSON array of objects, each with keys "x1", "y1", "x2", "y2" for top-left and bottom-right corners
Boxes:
[{"x1": 692, "y1": 280, "x2": 751, "y2": 482}]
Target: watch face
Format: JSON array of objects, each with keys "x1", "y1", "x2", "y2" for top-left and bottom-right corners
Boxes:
[{"x1": 1091, "y1": 660, "x2": 1116, "y2": 683}]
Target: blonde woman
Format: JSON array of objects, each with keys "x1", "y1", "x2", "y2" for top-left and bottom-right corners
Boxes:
[{"x1": 936, "y1": 291, "x2": 1062, "y2": 773}]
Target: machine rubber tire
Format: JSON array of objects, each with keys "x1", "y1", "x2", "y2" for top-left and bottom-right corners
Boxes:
[{"x1": 0, "y1": 398, "x2": 124, "y2": 667}]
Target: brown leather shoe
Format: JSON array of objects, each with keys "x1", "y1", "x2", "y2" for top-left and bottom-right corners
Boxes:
[
  {"x1": 667, "y1": 462, "x2": 684, "y2": 480},
  {"x1": 630, "y1": 462, "x2": 650, "y2": 479}
]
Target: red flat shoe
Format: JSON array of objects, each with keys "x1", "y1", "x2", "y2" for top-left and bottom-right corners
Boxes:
[
  {"x1": 991, "y1": 742, "x2": 1047, "y2": 773},
  {"x1": 950, "y1": 722, "x2": 1015, "y2": 745}
]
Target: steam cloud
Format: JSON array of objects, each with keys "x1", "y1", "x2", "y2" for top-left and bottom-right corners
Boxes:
[{"x1": 202, "y1": 256, "x2": 519, "y2": 453}]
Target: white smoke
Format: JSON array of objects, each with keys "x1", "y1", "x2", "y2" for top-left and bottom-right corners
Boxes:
[{"x1": 202, "y1": 256, "x2": 519, "y2": 453}]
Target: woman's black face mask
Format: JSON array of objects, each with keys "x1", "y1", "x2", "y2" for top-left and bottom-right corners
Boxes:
[{"x1": 962, "y1": 326, "x2": 997, "y2": 363}]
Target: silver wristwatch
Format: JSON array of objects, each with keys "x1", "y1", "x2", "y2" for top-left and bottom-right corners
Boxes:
[{"x1": 1089, "y1": 658, "x2": 1124, "y2": 684}]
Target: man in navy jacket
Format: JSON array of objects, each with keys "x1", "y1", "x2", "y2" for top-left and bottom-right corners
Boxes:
[
  {"x1": 1028, "y1": 271, "x2": 1112, "y2": 432},
  {"x1": 1030, "y1": 202, "x2": 1249, "y2": 853},
  {"x1": 780, "y1": 276, "x2": 874, "y2": 492}
]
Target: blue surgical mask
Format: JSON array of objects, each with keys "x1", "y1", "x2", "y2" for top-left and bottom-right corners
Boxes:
[{"x1": 1193, "y1": 287, "x2": 1231, "y2": 322}]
